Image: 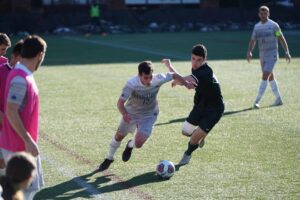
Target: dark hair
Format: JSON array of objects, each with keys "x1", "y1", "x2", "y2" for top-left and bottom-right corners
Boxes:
[
  {"x1": 192, "y1": 44, "x2": 207, "y2": 59},
  {"x1": 21, "y1": 35, "x2": 47, "y2": 58},
  {"x1": 1, "y1": 152, "x2": 36, "y2": 200},
  {"x1": 138, "y1": 61, "x2": 154, "y2": 75},
  {"x1": 0, "y1": 33, "x2": 11, "y2": 47},
  {"x1": 12, "y1": 40, "x2": 24, "y2": 56}
]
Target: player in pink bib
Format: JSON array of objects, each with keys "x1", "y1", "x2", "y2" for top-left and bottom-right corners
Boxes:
[{"x1": 0, "y1": 35, "x2": 47, "y2": 200}]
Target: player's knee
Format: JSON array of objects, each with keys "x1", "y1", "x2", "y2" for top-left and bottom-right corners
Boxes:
[
  {"x1": 115, "y1": 133, "x2": 125, "y2": 142},
  {"x1": 134, "y1": 140, "x2": 144, "y2": 148}
]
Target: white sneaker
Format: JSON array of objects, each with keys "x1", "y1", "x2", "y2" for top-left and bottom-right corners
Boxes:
[
  {"x1": 253, "y1": 103, "x2": 260, "y2": 109},
  {"x1": 271, "y1": 98, "x2": 283, "y2": 106},
  {"x1": 178, "y1": 153, "x2": 191, "y2": 165}
]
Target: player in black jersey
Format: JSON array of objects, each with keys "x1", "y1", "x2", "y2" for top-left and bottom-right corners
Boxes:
[{"x1": 162, "y1": 44, "x2": 224, "y2": 165}]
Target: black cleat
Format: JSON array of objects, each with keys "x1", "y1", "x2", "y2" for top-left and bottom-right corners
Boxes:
[
  {"x1": 122, "y1": 140, "x2": 133, "y2": 162},
  {"x1": 98, "y1": 158, "x2": 114, "y2": 172}
]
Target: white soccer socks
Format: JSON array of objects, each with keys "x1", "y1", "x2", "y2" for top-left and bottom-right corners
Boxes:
[
  {"x1": 107, "y1": 137, "x2": 121, "y2": 160},
  {"x1": 269, "y1": 80, "x2": 282, "y2": 100},
  {"x1": 255, "y1": 80, "x2": 268, "y2": 104}
]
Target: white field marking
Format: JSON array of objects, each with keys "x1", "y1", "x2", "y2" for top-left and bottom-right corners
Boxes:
[
  {"x1": 41, "y1": 154, "x2": 107, "y2": 200},
  {"x1": 64, "y1": 36, "x2": 188, "y2": 60}
]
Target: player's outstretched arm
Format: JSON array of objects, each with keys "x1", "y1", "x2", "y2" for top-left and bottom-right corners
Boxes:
[
  {"x1": 161, "y1": 59, "x2": 179, "y2": 74},
  {"x1": 172, "y1": 73, "x2": 196, "y2": 89},
  {"x1": 278, "y1": 35, "x2": 291, "y2": 63}
]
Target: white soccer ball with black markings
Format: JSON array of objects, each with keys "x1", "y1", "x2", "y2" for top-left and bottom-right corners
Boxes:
[{"x1": 156, "y1": 160, "x2": 175, "y2": 179}]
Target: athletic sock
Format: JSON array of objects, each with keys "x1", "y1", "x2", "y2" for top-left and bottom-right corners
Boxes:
[
  {"x1": 128, "y1": 138, "x2": 135, "y2": 148},
  {"x1": 107, "y1": 137, "x2": 121, "y2": 160},
  {"x1": 269, "y1": 80, "x2": 281, "y2": 99},
  {"x1": 255, "y1": 80, "x2": 267, "y2": 103},
  {"x1": 185, "y1": 142, "x2": 199, "y2": 156}
]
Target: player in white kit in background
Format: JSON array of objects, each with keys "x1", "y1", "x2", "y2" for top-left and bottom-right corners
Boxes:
[
  {"x1": 98, "y1": 60, "x2": 195, "y2": 171},
  {"x1": 246, "y1": 5, "x2": 291, "y2": 109}
]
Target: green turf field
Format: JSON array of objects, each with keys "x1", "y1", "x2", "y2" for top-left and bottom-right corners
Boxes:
[{"x1": 12, "y1": 31, "x2": 299, "y2": 199}]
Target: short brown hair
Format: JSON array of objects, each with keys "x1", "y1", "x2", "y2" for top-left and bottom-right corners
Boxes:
[
  {"x1": 259, "y1": 5, "x2": 269, "y2": 12},
  {"x1": 192, "y1": 44, "x2": 207, "y2": 59},
  {"x1": 138, "y1": 61, "x2": 154, "y2": 75},
  {"x1": 0, "y1": 33, "x2": 11, "y2": 47},
  {"x1": 12, "y1": 39, "x2": 24, "y2": 56},
  {"x1": 21, "y1": 35, "x2": 47, "y2": 58}
]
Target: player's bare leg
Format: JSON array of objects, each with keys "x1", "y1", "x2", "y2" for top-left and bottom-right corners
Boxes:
[
  {"x1": 122, "y1": 132, "x2": 148, "y2": 162},
  {"x1": 99, "y1": 132, "x2": 125, "y2": 171},
  {"x1": 179, "y1": 127, "x2": 207, "y2": 165}
]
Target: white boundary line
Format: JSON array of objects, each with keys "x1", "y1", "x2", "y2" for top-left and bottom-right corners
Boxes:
[
  {"x1": 64, "y1": 36, "x2": 188, "y2": 60},
  {"x1": 42, "y1": 153, "x2": 108, "y2": 200}
]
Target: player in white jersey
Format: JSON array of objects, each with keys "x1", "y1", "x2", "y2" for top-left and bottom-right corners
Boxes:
[
  {"x1": 246, "y1": 5, "x2": 291, "y2": 108},
  {"x1": 98, "y1": 61, "x2": 195, "y2": 171}
]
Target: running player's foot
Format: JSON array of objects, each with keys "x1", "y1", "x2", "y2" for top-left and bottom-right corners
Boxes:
[
  {"x1": 98, "y1": 158, "x2": 114, "y2": 172},
  {"x1": 178, "y1": 152, "x2": 191, "y2": 166},
  {"x1": 122, "y1": 140, "x2": 133, "y2": 162},
  {"x1": 253, "y1": 103, "x2": 260, "y2": 109},
  {"x1": 271, "y1": 98, "x2": 283, "y2": 106},
  {"x1": 199, "y1": 139, "x2": 205, "y2": 148}
]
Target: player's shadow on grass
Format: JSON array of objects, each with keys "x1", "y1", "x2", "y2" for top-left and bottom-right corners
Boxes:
[
  {"x1": 96, "y1": 170, "x2": 165, "y2": 194},
  {"x1": 35, "y1": 170, "x2": 112, "y2": 199},
  {"x1": 155, "y1": 106, "x2": 271, "y2": 126}
]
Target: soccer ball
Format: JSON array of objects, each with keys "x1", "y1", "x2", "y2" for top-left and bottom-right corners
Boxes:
[{"x1": 156, "y1": 160, "x2": 175, "y2": 179}]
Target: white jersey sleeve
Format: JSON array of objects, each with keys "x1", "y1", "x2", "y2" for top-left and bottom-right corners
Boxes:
[
  {"x1": 7, "y1": 76, "x2": 27, "y2": 106},
  {"x1": 152, "y1": 72, "x2": 173, "y2": 86},
  {"x1": 120, "y1": 80, "x2": 134, "y2": 101}
]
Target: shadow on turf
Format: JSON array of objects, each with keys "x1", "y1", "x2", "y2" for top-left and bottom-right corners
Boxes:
[
  {"x1": 35, "y1": 170, "x2": 167, "y2": 199},
  {"x1": 95, "y1": 170, "x2": 166, "y2": 194},
  {"x1": 35, "y1": 170, "x2": 111, "y2": 199},
  {"x1": 155, "y1": 106, "x2": 273, "y2": 126}
]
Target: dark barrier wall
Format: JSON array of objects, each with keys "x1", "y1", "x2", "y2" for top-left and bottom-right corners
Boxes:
[{"x1": 0, "y1": 6, "x2": 299, "y2": 33}]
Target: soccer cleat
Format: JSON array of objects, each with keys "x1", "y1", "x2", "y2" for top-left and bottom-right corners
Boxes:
[
  {"x1": 178, "y1": 152, "x2": 191, "y2": 166},
  {"x1": 271, "y1": 98, "x2": 283, "y2": 107},
  {"x1": 98, "y1": 158, "x2": 114, "y2": 172},
  {"x1": 122, "y1": 140, "x2": 133, "y2": 162},
  {"x1": 253, "y1": 103, "x2": 260, "y2": 109},
  {"x1": 199, "y1": 139, "x2": 205, "y2": 148}
]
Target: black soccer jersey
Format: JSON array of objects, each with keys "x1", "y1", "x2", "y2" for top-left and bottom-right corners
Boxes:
[{"x1": 191, "y1": 63, "x2": 223, "y2": 109}]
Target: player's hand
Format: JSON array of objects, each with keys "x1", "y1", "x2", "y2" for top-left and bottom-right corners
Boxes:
[
  {"x1": 25, "y1": 137, "x2": 39, "y2": 157},
  {"x1": 285, "y1": 52, "x2": 291, "y2": 63},
  {"x1": 185, "y1": 81, "x2": 196, "y2": 89},
  {"x1": 123, "y1": 113, "x2": 131, "y2": 123},
  {"x1": 161, "y1": 59, "x2": 171, "y2": 67},
  {"x1": 171, "y1": 81, "x2": 177, "y2": 88},
  {"x1": 246, "y1": 51, "x2": 252, "y2": 63}
]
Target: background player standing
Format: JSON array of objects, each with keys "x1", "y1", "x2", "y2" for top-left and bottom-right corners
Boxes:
[{"x1": 246, "y1": 5, "x2": 291, "y2": 108}]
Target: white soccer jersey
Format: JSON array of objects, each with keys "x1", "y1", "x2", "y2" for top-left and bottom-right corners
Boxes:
[
  {"x1": 251, "y1": 19, "x2": 281, "y2": 60},
  {"x1": 120, "y1": 72, "x2": 173, "y2": 116}
]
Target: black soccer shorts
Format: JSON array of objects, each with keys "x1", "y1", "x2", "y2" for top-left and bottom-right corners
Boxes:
[{"x1": 186, "y1": 105, "x2": 224, "y2": 134}]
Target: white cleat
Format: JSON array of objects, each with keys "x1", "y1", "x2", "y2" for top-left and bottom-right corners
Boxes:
[
  {"x1": 271, "y1": 98, "x2": 283, "y2": 107},
  {"x1": 253, "y1": 103, "x2": 260, "y2": 109},
  {"x1": 178, "y1": 153, "x2": 191, "y2": 166}
]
